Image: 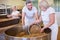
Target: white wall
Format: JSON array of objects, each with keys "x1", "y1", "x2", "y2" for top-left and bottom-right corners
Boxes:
[
  {"x1": 0, "y1": 0, "x2": 25, "y2": 9},
  {"x1": 0, "y1": 0, "x2": 25, "y2": 5},
  {"x1": 56, "y1": 12, "x2": 60, "y2": 26}
]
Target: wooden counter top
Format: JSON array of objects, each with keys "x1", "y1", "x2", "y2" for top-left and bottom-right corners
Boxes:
[
  {"x1": 0, "y1": 24, "x2": 18, "y2": 33},
  {"x1": 0, "y1": 17, "x2": 19, "y2": 22},
  {"x1": 0, "y1": 17, "x2": 20, "y2": 28},
  {"x1": 0, "y1": 17, "x2": 20, "y2": 33}
]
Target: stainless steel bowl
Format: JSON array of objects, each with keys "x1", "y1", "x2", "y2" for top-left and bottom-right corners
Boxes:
[{"x1": 4, "y1": 26, "x2": 51, "y2": 40}]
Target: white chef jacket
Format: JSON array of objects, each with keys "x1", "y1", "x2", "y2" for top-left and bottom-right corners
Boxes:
[
  {"x1": 11, "y1": 11, "x2": 20, "y2": 18},
  {"x1": 22, "y1": 6, "x2": 37, "y2": 26},
  {"x1": 41, "y1": 7, "x2": 58, "y2": 40}
]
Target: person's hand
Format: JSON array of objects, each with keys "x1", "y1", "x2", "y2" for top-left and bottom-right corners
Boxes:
[
  {"x1": 40, "y1": 25, "x2": 49, "y2": 33},
  {"x1": 31, "y1": 20, "x2": 40, "y2": 25},
  {"x1": 40, "y1": 28, "x2": 45, "y2": 33},
  {"x1": 7, "y1": 15, "x2": 12, "y2": 18},
  {"x1": 7, "y1": 15, "x2": 9, "y2": 17},
  {"x1": 35, "y1": 20, "x2": 40, "y2": 23}
]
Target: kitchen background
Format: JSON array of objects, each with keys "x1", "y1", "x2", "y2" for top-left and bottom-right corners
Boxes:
[
  {"x1": 0, "y1": 0, "x2": 59, "y2": 26},
  {"x1": 0, "y1": 0, "x2": 60, "y2": 40}
]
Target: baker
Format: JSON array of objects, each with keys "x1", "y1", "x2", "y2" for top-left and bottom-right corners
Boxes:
[
  {"x1": 22, "y1": 0, "x2": 38, "y2": 30},
  {"x1": 33, "y1": 0, "x2": 58, "y2": 40}
]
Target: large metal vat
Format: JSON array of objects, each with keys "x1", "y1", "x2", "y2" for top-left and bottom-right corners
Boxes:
[{"x1": 5, "y1": 26, "x2": 51, "y2": 40}]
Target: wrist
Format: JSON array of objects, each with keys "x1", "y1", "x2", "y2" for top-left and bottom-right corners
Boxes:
[
  {"x1": 42, "y1": 27, "x2": 45, "y2": 30},
  {"x1": 43, "y1": 26, "x2": 47, "y2": 30}
]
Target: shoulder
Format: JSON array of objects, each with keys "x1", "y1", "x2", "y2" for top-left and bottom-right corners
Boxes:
[
  {"x1": 48, "y1": 7, "x2": 55, "y2": 12},
  {"x1": 48, "y1": 7, "x2": 55, "y2": 14},
  {"x1": 33, "y1": 6, "x2": 37, "y2": 10},
  {"x1": 32, "y1": 6, "x2": 37, "y2": 12}
]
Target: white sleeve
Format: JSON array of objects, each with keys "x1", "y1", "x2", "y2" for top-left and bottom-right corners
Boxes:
[
  {"x1": 49, "y1": 8, "x2": 55, "y2": 14},
  {"x1": 17, "y1": 11, "x2": 20, "y2": 14}
]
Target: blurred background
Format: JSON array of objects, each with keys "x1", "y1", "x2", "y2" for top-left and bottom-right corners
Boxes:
[{"x1": 0, "y1": 0, "x2": 59, "y2": 40}]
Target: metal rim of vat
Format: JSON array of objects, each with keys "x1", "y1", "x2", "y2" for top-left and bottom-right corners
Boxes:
[{"x1": 4, "y1": 32, "x2": 49, "y2": 38}]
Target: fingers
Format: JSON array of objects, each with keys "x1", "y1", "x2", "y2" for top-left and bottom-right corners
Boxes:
[{"x1": 40, "y1": 28, "x2": 44, "y2": 33}]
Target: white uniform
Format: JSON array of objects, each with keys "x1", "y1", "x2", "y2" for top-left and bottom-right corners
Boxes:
[
  {"x1": 11, "y1": 11, "x2": 20, "y2": 18},
  {"x1": 22, "y1": 6, "x2": 37, "y2": 26},
  {"x1": 41, "y1": 7, "x2": 58, "y2": 40}
]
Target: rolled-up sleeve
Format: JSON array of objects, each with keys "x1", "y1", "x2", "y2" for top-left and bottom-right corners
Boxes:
[{"x1": 49, "y1": 8, "x2": 55, "y2": 14}]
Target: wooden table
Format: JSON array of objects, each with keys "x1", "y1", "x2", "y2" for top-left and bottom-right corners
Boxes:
[
  {"x1": 0, "y1": 18, "x2": 19, "y2": 22},
  {"x1": 0, "y1": 17, "x2": 20, "y2": 33}
]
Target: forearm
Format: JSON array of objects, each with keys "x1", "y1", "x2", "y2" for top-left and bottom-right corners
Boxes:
[
  {"x1": 31, "y1": 15, "x2": 42, "y2": 25},
  {"x1": 35, "y1": 12, "x2": 38, "y2": 20},
  {"x1": 22, "y1": 12, "x2": 25, "y2": 25},
  {"x1": 43, "y1": 14, "x2": 55, "y2": 29},
  {"x1": 18, "y1": 14, "x2": 22, "y2": 16},
  {"x1": 7, "y1": 15, "x2": 12, "y2": 18},
  {"x1": 30, "y1": 19, "x2": 41, "y2": 26},
  {"x1": 22, "y1": 16, "x2": 25, "y2": 25},
  {"x1": 40, "y1": 21, "x2": 55, "y2": 33},
  {"x1": 43, "y1": 21, "x2": 54, "y2": 29},
  {"x1": 22, "y1": 20, "x2": 24, "y2": 25}
]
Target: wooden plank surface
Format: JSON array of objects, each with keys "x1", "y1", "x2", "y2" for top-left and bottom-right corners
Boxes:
[{"x1": 0, "y1": 18, "x2": 19, "y2": 22}]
